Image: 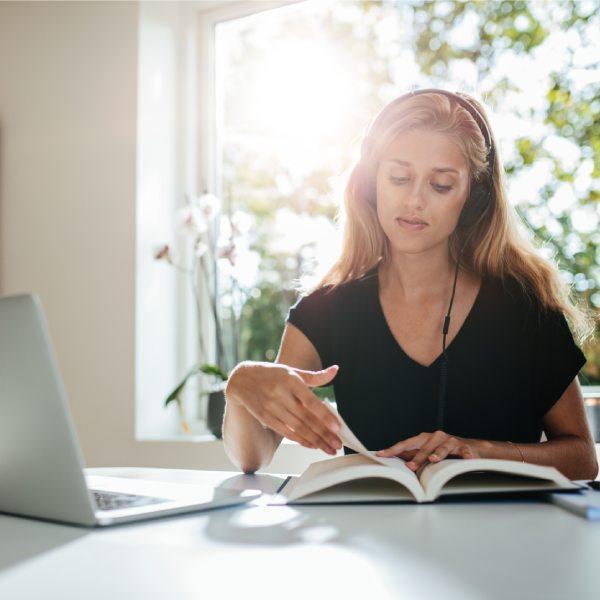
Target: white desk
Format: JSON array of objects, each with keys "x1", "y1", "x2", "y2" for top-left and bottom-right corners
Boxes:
[{"x1": 0, "y1": 467, "x2": 598, "y2": 600}]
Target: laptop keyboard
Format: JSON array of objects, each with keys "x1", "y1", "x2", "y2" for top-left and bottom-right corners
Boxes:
[{"x1": 91, "y1": 490, "x2": 169, "y2": 511}]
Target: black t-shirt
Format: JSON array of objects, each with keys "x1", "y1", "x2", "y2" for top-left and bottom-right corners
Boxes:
[{"x1": 285, "y1": 265, "x2": 587, "y2": 453}]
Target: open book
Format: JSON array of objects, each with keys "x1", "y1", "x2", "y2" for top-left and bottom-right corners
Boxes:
[{"x1": 275, "y1": 405, "x2": 583, "y2": 504}]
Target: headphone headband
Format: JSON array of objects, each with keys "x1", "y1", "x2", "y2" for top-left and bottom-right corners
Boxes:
[
  {"x1": 363, "y1": 88, "x2": 496, "y2": 172},
  {"x1": 406, "y1": 88, "x2": 493, "y2": 152}
]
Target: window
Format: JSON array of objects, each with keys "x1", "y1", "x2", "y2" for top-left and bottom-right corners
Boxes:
[
  {"x1": 137, "y1": 0, "x2": 600, "y2": 442},
  {"x1": 215, "y1": 0, "x2": 599, "y2": 398}
]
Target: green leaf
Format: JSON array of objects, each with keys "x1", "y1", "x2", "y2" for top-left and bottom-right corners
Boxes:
[
  {"x1": 164, "y1": 365, "x2": 203, "y2": 408},
  {"x1": 163, "y1": 363, "x2": 228, "y2": 408},
  {"x1": 199, "y1": 364, "x2": 229, "y2": 381}
]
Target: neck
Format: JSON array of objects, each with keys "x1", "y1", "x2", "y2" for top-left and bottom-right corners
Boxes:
[{"x1": 379, "y1": 243, "x2": 461, "y2": 305}]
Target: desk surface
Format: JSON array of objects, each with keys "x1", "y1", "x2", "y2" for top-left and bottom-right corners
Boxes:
[{"x1": 0, "y1": 467, "x2": 598, "y2": 600}]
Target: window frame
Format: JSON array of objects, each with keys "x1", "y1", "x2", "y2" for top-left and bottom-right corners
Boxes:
[{"x1": 135, "y1": 0, "x2": 304, "y2": 444}]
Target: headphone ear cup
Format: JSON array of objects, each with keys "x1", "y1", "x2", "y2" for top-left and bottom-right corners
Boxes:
[{"x1": 457, "y1": 181, "x2": 489, "y2": 230}]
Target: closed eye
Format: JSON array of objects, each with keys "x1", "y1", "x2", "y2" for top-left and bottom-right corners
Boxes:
[{"x1": 389, "y1": 177, "x2": 453, "y2": 193}]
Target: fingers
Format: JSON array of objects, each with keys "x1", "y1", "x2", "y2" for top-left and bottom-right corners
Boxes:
[
  {"x1": 293, "y1": 407, "x2": 343, "y2": 456},
  {"x1": 249, "y1": 402, "x2": 325, "y2": 451},
  {"x1": 376, "y1": 431, "x2": 462, "y2": 471},
  {"x1": 396, "y1": 449, "x2": 419, "y2": 461},
  {"x1": 409, "y1": 434, "x2": 476, "y2": 471},
  {"x1": 429, "y1": 443, "x2": 474, "y2": 462},
  {"x1": 280, "y1": 403, "x2": 341, "y2": 455},
  {"x1": 289, "y1": 377, "x2": 343, "y2": 436},
  {"x1": 404, "y1": 431, "x2": 450, "y2": 471},
  {"x1": 428, "y1": 442, "x2": 454, "y2": 462},
  {"x1": 263, "y1": 412, "x2": 320, "y2": 450},
  {"x1": 292, "y1": 364, "x2": 339, "y2": 387},
  {"x1": 375, "y1": 433, "x2": 428, "y2": 457},
  {"x1": 252, "y1": 380, "x2": 341, "y2": 455}
]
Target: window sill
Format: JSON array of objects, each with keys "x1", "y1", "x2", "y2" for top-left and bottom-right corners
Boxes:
[
  {"x1": 141, "y1": 394, "x2": 600, "y2": 445},
  {"x1": 138, "y1": 433, "x2": 317, "y2": 446},
  {"x1": 140, "y1": 434, "x2": 218, "y2": 443}
]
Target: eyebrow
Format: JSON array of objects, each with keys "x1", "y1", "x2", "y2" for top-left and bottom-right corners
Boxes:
[{"x1": 383, "y1": 159, "x2": 460, "y2": 174}]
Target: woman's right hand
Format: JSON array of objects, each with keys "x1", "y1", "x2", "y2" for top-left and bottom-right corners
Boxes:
[{"x1": 225, "y1": 361, "x2": 343, "y2": 455}]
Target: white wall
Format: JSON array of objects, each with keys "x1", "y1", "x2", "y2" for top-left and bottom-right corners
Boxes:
[
  {"x1": 0, "y1": 0, "x2": 328, "y2": 474},
  {"x1": 0, "y1": 0, "x2": 140, "y2": 465}
]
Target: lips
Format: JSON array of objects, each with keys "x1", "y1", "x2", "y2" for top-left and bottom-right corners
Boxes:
[
  {"x1": 398, "y1": 217, "x2": 428, "y2": 225},
  {"x1": 396, "y1": 217, "x2": 428, "y2": 232}
]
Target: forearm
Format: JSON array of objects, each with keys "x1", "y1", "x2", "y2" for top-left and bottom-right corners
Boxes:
[
  {"x1": 222, "y1": 385, "x2": 278, "y2": 474},
  {"x1": 473, "y1": 435, "x2": 599, "y2": 481}
]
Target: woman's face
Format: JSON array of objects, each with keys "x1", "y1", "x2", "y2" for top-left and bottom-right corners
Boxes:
[{"x1": 375, "y1": 128, "x2": 470, "y2": 256}]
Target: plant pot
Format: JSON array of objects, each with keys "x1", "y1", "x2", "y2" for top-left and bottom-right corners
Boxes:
[
  {"x1": 207, "y1": 382, "x2": 227, "y2": 439},
  {"x1": 583, "y1": 389, "x2": 600, "y2": 443},
  {"x1": 585, "y1": 400, "x2": 600, "y2": 443}
]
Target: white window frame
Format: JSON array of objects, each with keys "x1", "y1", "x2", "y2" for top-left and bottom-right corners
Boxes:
[{"x1": 135, "y1": 0, "x2": 304, "y2": 445}]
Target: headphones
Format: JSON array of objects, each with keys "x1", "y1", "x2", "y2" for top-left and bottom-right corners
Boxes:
[{"x1": 360, "y1": 88, "x2": 497, "y2": 430}]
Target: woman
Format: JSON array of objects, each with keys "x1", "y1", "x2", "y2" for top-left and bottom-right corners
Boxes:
[{"x1": 223, "y1": 89, "x2": 598, "y2": 480}]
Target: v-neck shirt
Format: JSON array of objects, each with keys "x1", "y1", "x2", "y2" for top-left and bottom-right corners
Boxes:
[
  {"x1": 285, "y1": 264, "x2": 587, "y2": 453},
  {"x1": 376, "y1": 271, "x2": 484, "y2": 370}
]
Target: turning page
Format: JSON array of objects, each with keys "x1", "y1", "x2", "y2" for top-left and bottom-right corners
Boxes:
[
  {"x1": 275, "y1": 404, "x2": 426, "y2": 502},
  {"x1": 323, "y1": 402, "x2": 406, "y2": 470}
]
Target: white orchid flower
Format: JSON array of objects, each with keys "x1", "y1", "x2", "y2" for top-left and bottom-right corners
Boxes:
[
  {"x1": 177, "y1": 205, "x2": 208, "y2": 236},
  {"x1": 153, "y1": 243, "x2": 171, "y2": 262},
  {"x1": 193, "y1": 193, "x2": 221, "y2": 220},
  {"x1": 231, "y1": 210, "x2": 253, "y2": 235}
]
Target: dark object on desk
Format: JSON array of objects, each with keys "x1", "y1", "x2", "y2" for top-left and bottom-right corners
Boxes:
[
  {"x1": 207, "y1": 387, "x2": 226, "y2": 439},
  {"x1": 583, "y1": 391, "x2": 600, "y2": 442}
]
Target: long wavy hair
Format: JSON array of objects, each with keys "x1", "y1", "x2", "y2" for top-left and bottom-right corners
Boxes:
[{"x1": 308, "y1": 91, "x2": 595, "y2": 346}]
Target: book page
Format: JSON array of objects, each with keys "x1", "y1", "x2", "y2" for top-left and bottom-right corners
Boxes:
[
  {"x1": 284, "y1": 453, "x2": 426, "y2": 502},
  {"x1": 323, "y1": 403, "x2": 410, "y2": 472},
  {"x1": 418, "y1": 458, "x2": 578, "y2": 501},
  {"x1": 283, "y1": 478, "x2": 418, "y2": 504}
]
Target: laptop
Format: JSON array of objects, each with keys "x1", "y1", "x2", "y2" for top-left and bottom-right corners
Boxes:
[{"x1": 0, "y1": 293, "x2": 262, "y2": 527}]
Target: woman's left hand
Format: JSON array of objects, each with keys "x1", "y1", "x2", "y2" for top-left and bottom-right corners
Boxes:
[{"x1": 376, "y1": 430, "x2": 482, "y2": 471}]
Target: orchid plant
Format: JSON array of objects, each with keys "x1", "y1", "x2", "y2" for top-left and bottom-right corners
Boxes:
[{"x1": 154, "y1": 192, "x2": 243, "y2": 433}]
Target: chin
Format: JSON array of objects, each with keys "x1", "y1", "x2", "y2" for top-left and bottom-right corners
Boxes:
[
  {"x1": 387, "y1": 239, "x2": 430, "y2": 255},
  {"x1": 386, "y1": 231, "x2": 447, "y2": 257}
]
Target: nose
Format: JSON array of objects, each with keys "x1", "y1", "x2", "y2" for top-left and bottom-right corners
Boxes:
[{"x1": 405, "y1": 177, "x2": 428, "y2": 211}]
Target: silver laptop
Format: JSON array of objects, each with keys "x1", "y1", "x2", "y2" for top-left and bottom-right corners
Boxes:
[{"x1": 0, "y1": 293, "x2": 261, "y2": 527}]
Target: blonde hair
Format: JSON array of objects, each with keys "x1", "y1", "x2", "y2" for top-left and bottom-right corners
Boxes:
[{"x1": 308, "y1": 91, "x2": 596, "y2": 347}]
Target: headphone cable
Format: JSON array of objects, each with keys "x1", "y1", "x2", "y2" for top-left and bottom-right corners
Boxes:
[{"x1": 435, "y1": 235, "x2": 470, "y2": 430}]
